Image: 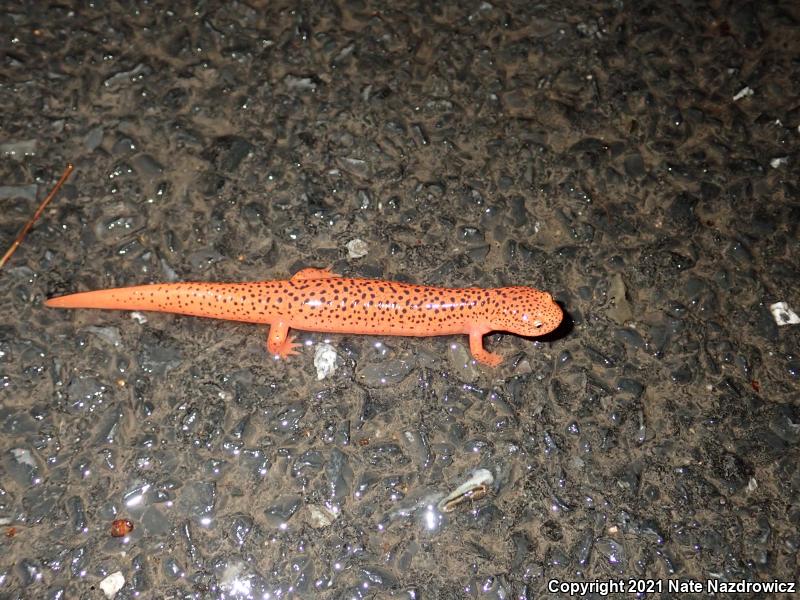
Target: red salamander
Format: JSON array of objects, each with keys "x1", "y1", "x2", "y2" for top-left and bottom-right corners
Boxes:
[{"x1": 45, "y1": 268, "x2": 562, "y2": 366}]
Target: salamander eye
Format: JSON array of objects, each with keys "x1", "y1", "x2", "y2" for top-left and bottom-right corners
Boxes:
[{"x1": 534, "y1": 320, "x2": 543, "y2": 328}]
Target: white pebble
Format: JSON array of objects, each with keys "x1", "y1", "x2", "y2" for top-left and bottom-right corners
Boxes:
[
  {"x1": 130, "y1": 312, "x2": 148, "y2": 324},
  {"x1": 733, "y1": 86, "x2": 753, "y2": 101},
  {"x1": 314, "y1": 343, "x2": 338, "y2": 380},
  {"x1": 99, "y1": 571, "x2": 125, "y2": 598},
  {"x1": 346, "y1": 238, "x2": 368, "y2": 259},
  {"x1": 770, "y1": 302, "x2": 800, "y2": 326},
  {"x1": 769, "y1": 156, "x2": 788, "y2": 168}
]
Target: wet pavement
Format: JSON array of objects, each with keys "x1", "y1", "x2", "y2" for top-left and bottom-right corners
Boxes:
[{"x1": 1, "y1": 1, "x2": 799, "y2": 598}]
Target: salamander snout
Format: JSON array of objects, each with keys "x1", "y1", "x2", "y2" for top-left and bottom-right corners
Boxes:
[{"x1": 490, "y1": 287, "x2": 563, "y2": 337}]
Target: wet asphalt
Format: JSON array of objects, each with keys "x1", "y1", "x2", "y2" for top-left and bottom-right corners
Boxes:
[{"x1": 1, "y1": 1, "x2": 799, "y2": 599}]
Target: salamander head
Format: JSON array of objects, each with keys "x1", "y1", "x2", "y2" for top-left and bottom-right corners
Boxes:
[{"x1": 488, "y1": 287, "x2": 563, "y2": 337}]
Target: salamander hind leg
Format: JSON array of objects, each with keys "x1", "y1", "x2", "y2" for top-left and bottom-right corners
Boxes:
[
  {"x1": 291, "y1": 267, "x2": 339, "y2": 281},
  {"x1": 267, "y1": 322, "x2": 300, "y2": 359},
  {"x1": 468, "y1": 329, "x2": 503, "y2": 367}
]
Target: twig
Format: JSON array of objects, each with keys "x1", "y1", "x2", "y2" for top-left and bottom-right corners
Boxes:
[{"x1": 0, "y1": 163, "x2": 74, "y2": 270}]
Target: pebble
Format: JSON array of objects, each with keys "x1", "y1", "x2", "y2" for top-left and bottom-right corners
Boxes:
[
  {"x1": 346, "y1": 238, "x2": 369, "y2": 259},
  {"x1": 313, "y1": 343, "x2": 338, "y2": 380},
  {"x1": 99, "y1": 571, "x2": 125, "y2": 599},
  {"x1": 770, "y1": 302, "x2": 800, "y2": 326}
]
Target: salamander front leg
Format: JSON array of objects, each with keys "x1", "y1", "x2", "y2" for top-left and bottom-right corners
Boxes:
[
  {"x1": 267, "y1": 322, "x2": 300, "y2": 359},
  {"x1": 468, "y1": 329, "x2": 503, "y2": 367}
]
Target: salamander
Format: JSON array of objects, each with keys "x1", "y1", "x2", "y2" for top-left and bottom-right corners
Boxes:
[{"x1": 45, "y1": 268, "x2": 562, "y2": 366}]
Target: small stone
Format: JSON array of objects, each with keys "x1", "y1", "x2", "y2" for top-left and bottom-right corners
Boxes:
[
  {"x1": 769, "y1": 156, "x2": 788, "y2": 168},
  {"x1": 346, "y1": 239, "x2": 368, "y2": 259},
  {"x1": 314, "y1": 343, "x2": 338, "y2": 380},
  {"x1": 770, "y1": 302, "x2": 800, "y2": 326},
  {"x1": 307, "y1": 504, "x2": 339, "y2": 528},
  {"x1": 99, "y1": 571, "x2": 125, "y2": 598}
]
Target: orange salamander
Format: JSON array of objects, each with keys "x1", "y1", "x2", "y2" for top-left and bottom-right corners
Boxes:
[{"x1": 45, "y1": 268, "x2": 562, "y2": 366}]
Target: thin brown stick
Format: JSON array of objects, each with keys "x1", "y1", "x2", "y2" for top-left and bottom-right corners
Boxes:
[{"x1": 0, "y1": 163, "x2": 74, "y2": 270}]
